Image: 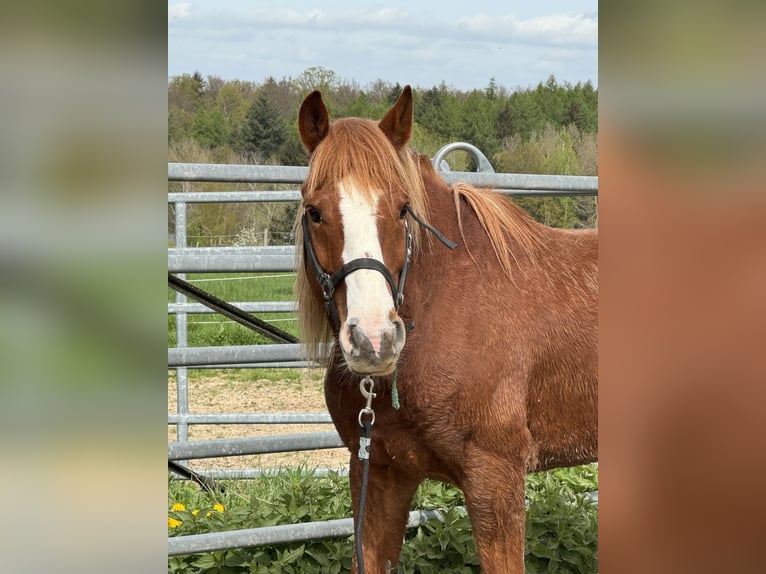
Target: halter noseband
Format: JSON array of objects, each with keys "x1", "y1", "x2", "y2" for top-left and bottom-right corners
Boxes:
[{"x1": 301, "y1": 206, "x2": 456, "y2": 331}]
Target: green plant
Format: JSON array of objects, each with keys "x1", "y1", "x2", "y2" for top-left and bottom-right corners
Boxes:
[
  {"x1": 168, "y1": 465, "x2": 597, "y2": 573},
  {"x1": 525, "y1": 466, "x2": 599, "y2": 573}
]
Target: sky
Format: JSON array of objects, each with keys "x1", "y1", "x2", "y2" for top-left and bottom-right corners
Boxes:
[{"x1": 168, "y1": 1, "x2": 597, "y2": 92}]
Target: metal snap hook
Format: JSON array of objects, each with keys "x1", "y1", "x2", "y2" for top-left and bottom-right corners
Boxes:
[{"x1": 358, "y1": 376, "x2": 376, "y2": 426}]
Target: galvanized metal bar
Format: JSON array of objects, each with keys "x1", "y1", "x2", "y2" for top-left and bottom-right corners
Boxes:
[
  {"x1": 167, "y1": 432, "x2": 344, "y2": 461},
  {"x1": 167, "y1": 508, "x2": 446, "y2": 556},
  {"x1": 180, "y1": 361, "x2": 319, "y2": 369},
  {"x1": 168, "y1": 343, "x2": 304, "y2": 368},
  {"x1": 168, "y1": 413, "x2": 333, "y2": 425},
  {"x1": 168, "y1": 246, "x2": 296, "y2": 273},
  {"x1": 174, "y1": 201, "x2": 190, "y2": 449},
  {"x1": 168, "y1": 162, "x2": 597, "y2": 194},
  {"x1": 168, "y1": 188, "x2": 592, "y2": 205},
  {"x1": 492, "y1": 188, "x2": 597, "y2": 197},
  {"x1": 440, "y1": 171, "x2": 598, "y2": 193},
  {"x1": 168, "y1": 301, "x2": 297, "y2": 314},
  {"x1": 168, "y1": 190, "x2": 301, "y2": 203},
  {"x1": 168, "y1": 163, "x2": 308, "y2": 183},
  {"x1": 174, "y1": 467, "x2": 350, "y2": 480}
]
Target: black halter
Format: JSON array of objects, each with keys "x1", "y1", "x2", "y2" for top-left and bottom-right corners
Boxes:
[{"x1": 301, "y1": 205, "x2": 456, "y2": 331}]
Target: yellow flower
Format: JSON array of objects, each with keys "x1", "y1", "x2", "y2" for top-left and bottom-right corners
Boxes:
[
  {"x1": 168, "y1": 517, "x2": 183, "y2": 528},
  {"x1": 171, "y1": 502, "x2": 186, "y2": 512},
  {"x1": 192, "y1": 509, "x2": 200, "y2": 516},
  {"x1": 206, "y1": 504, "x2": 224, "y2": 518}
]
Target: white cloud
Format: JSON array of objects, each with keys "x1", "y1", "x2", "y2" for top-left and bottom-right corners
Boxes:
[
  {"x1": 247, "y1": 7, "x2": 409, "y2": 29},
  {"x1": 167, "y1": 2, "x2": 598, "y2": 90},
  {"x1": 457, "y1": 12, "x2": 597, "y2": 47},
  {"x1": 168, "y1": 2, "x2": 192, "y2": 20}
]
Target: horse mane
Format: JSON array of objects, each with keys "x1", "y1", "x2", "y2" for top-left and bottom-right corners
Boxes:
[
  {"x1": 417, "y1": 154, "x2": 543, "y2": 279},
  {"x1": 451, "y1": 182, "x2": 544, "y2": 279}
]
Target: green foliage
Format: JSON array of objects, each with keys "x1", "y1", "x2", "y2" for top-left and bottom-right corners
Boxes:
[
  {"x1": 293, "y1": 66, "x2": 341, "y2": 96},
  {"x1": 237, "y1": 93, "x2": 288, "y2": 161},
  {"x1": 525, "y1": 467, "x2": 599, "y2": 574},
  {"x1": 215, "y1": 82, "x2": 249, "y2": 131},
  {"x1": 458, "y1": 89, "x2": 503, "y2": 161},
  {"x1": 168, "y1": 465, "x2": 597, "y2": 573},
  {"x1": 495, "y1": 127, "x2": 597, "y2": 228},
  {"x1": 414, "y1": 82, "x2": 462, "y2": 142},
  {"x1": 277, "y1": 131, "x2": 309, "y2": 166},
  {"x1": 193, "y1": 106, "x2": 229, "y2": 148},
  {"x1": 169, "y1": 70, "x2": 597, "y2": 161}
]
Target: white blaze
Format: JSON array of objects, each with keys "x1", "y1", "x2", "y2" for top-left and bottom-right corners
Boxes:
[{"x1": 338, "y1": 181, "x2": 394, "y2": 354}]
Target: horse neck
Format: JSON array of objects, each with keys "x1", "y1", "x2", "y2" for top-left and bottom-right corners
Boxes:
[{"x1": 401, "y1": 178, "x2": 464, "y2": 312}]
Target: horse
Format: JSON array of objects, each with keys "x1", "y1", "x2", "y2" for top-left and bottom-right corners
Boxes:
[{"x1": 295, "y1": 85, "x2": 597, "y2": 573}]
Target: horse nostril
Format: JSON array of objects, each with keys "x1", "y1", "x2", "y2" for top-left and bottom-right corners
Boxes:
[
  {"x1": 347, "y1": 322, "x2": 374, "y2": 358},
  {"x1": 380, "y1": 330, "x2": 393, "y2": 353}
]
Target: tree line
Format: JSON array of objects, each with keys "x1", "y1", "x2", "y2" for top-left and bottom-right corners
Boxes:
[{"x1": 168, "y1": 67, "x2": 597, "y2": 244}]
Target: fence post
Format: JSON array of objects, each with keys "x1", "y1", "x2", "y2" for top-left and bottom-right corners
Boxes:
[{"x1": 174, "y1": 199, "x2": 190, "y2": 453}]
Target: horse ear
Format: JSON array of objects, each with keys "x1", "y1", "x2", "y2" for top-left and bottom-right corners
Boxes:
[
  {"x1": 298, "y1": 90, "x2": 330, "y2": 153},
  {"x1": 379, "y1": 85, "x2": 413, "y2": 150}
]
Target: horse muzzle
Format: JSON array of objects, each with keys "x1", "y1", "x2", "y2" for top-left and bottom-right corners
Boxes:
[{"x1": 340, "y1": 313, "x2": 405, "y2": 375}]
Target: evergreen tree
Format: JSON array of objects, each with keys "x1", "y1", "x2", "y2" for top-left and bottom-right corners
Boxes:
[
  {"x1": 497, "y1": 92, "x2": 546, "y2": 142},
  {"x1": 277, "y1": 131, "x2": 309, "y2": 166},
  {"x1": 237, "y1": 93, "x2": 288, "y2": 161},
  {"x1": 534, "y1": 75, "x2": 567, "y2": 127},
  {"x1": 415, "y1": 83, "x2": 460, "y2": 142},
  {"x1": 458, "y1": 89, "x2": 501, "y2": 159}
]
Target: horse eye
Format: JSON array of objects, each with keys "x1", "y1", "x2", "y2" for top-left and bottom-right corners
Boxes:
[
  {"x1": 307, "y1": 206, "x2": 323, "y2": 224},
  {"x1": 399, "y1": 204, "x2": 409, "y2": 219}
]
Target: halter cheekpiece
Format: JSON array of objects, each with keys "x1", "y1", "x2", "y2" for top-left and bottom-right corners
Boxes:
[{"x1": 301, "y1": 205, "x2": 456, "y2": 331}]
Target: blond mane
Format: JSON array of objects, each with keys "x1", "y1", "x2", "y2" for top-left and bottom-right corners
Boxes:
[{"x1": 451, "y1": 182, "x2": 544, "y2": 279}]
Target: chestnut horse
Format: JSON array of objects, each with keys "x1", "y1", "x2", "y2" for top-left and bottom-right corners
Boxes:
[{"x1": 295, "y1": 86, "x2": 597, "y2": 573}]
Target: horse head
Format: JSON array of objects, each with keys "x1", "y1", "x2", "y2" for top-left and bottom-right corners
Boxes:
[{"x1": 298, "y1": 86, "x2": 416, "y2": 376}]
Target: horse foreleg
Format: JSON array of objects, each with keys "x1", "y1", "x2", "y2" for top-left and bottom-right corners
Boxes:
[
  {"x1": 462, "y1": 453, "x2": 528, "y2": 574},
  {"x1": 349, "y1": 456, "x2": 421, "y2": 574}
]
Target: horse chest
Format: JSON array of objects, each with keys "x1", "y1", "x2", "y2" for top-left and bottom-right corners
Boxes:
[{"x1": 325, "y1": 380, "x2": 462, "y2": 480}]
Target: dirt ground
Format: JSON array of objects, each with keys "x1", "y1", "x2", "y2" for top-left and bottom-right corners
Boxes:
[{"x1": 168, "y1": 369, "x2": 351, "y2": 471}]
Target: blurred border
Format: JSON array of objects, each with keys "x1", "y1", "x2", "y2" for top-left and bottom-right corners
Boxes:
[
  {"x1": 0, "y1": 2, "x2": 167, "y2": 572},
  {"x1": 3, "y1": 1, "x2": 765, "y2": 572},
  {"x1": 600, "y1": 2, "x2": 766, "y2": 572}
]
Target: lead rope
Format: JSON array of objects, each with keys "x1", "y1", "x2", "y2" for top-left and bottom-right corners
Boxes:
[{"x1": 355, "y1": 376, "x2": 376, "y2": 574}]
